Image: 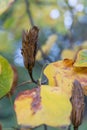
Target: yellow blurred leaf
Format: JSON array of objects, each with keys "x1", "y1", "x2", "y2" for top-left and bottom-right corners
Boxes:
[
  {"x1": 61, "y1": 49, "x2": 75, "y2": 60},
  {"x1": 44, "y1": 59, "x2": 87, "y2": 95},
  {"x1": 14, "y1": 86, "x2": 72, "y2": 128},
  {"x1": 0, "y1": 0, "x2": 14, "y2": 15},
  {"x1": 81, "y1": 41, "x2": 87, "y2": 49},
  {"x1": 61, "y1": 41, "x2": 87, "y2": 60},
  {"x1": 0, "y1": 31, "x2": 15, "y2": 53},
  {"x1": 36, "y1": 34, "x2": 57, "y2": 60}
]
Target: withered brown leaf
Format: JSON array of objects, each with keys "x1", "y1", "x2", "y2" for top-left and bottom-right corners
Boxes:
[
  {"x1": 21, "y1": 26, "x2": 39, "y2": 82},
  {"x1": 70, "y1": 80, "x2": 85, "y2": 130}
]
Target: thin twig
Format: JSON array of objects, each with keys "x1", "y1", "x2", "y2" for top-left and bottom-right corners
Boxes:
[
  {"x1": 65, "y1": 0, "x2": 76, "y2": 48},
  {"x1": 35, "y1": 1, "x2": 56, "y2": 6},
  {"x1": 25, "y1": 0, "x2": 34, "y2": 26},
  {"x1": 17, "y1": 80, "x2": 33, "y2": 87},
  {"x1": 17, "y1": 78, "x2": 47, "y2": 88},
  {"x1": 24, "y1": 0, "x2": 52, "y2": 63}
]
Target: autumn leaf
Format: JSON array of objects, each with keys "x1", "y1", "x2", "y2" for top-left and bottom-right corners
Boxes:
[
  {"x1": 0, "y1": 56, "x2": 13, "y2": 98},
  {"x1": 61, "y1": 42, "x2": 87, "y2": 60},
  {"x1": 14, "y1": 85, "x2": 72, "y2": 128},
  {"x1": 14, "y1": 49, "x2": 87, "y2": 128},
  {"x1": 61, "y1": 49, "x2": 75, "y2": 60},
  {"x1": 74, "y1": 49, "x2": 87, "y2": 67},
  {"x1": 44, "y1": 59, "x2": 87, "y2": 95}
]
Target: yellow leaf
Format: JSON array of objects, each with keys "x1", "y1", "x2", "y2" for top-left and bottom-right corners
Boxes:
[
  {"x1": 44, "y1": 59, "x2": 74, "y2": 86},
  {"x1": 61, "y1": 49, "x2": 75, "y2": 60},
  {"x1": 0, "y1": 0, "x2": 14, "y2": 15},
  {"x1": 14, "y1": 86, "x2": 72, "y2": 128},
  {"x1": 36, "y1": 35, "x2": 57, "y2": 60},
  {"x1": 61, "y1": 42, "x2": 87, "y2": 60},
  {"x1": 44, "y1": 59, "x2": 87, "y2": 95},
  {"x1": 80, "y1": 41, "x2": 87, "y2": 49}
]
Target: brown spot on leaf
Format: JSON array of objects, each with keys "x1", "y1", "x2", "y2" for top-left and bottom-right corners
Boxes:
[
  {"x1": 15, "y1": 87, "x2": 42, "y2": 114},
  {"x1": 31, "y1": 87, "x2": 42, "y2": 114},
  {"x1": 16, "y1": 88, "x2": 37, "y2": 100},
  {"x1": 63, "y1": 59, "x2": 74, "y2": 67}
]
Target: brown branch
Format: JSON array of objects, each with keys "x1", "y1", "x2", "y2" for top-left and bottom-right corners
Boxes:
[
  {"x1": 35, "y1": 1, "x2": 56, "y2": 6},
  {"x1": 24, "y1": 0, "x2": 52, "y2": 63},
  {"x1": 70, "y1": 80, "x2": 85, "y2": 130},
  {"x1": 65, "y1": 0, "x2": 76, "y2": 48},
  {"x1": 74, "y1": 127, "x2": 78, "y2": 130},
  {"x1": 25, "y1": 0, "x2": 34, "y2": 26}
]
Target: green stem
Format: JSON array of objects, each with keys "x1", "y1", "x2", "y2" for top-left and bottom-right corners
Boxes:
[
  {"x1": 17, "y1": 80, "x2": 33, "y2": 87},
  {"x1": 68, "y1": 124, "x2": 71, "y2": 130}
]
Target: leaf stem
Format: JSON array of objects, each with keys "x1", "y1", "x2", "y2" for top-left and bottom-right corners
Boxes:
[
  {"x1": 28, "y1": 69, "x2": 38, "y2": 84},
  {"x1": 44, "y1": 125, "x2": 47, "y2": 130},
  {"x1": 74, "y1": 127, "x2": 78, "y2": 130},
  {"x1": 68, "y1": 124, "x2": 71, "y2": 130},
  {"x1": 17, "y1": 80, "x2": 33, "y2": 87}
]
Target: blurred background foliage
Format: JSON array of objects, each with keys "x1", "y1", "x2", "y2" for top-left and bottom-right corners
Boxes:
[{"x1": 0, "y1": 0, "x2": 87, "y2": 129}]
